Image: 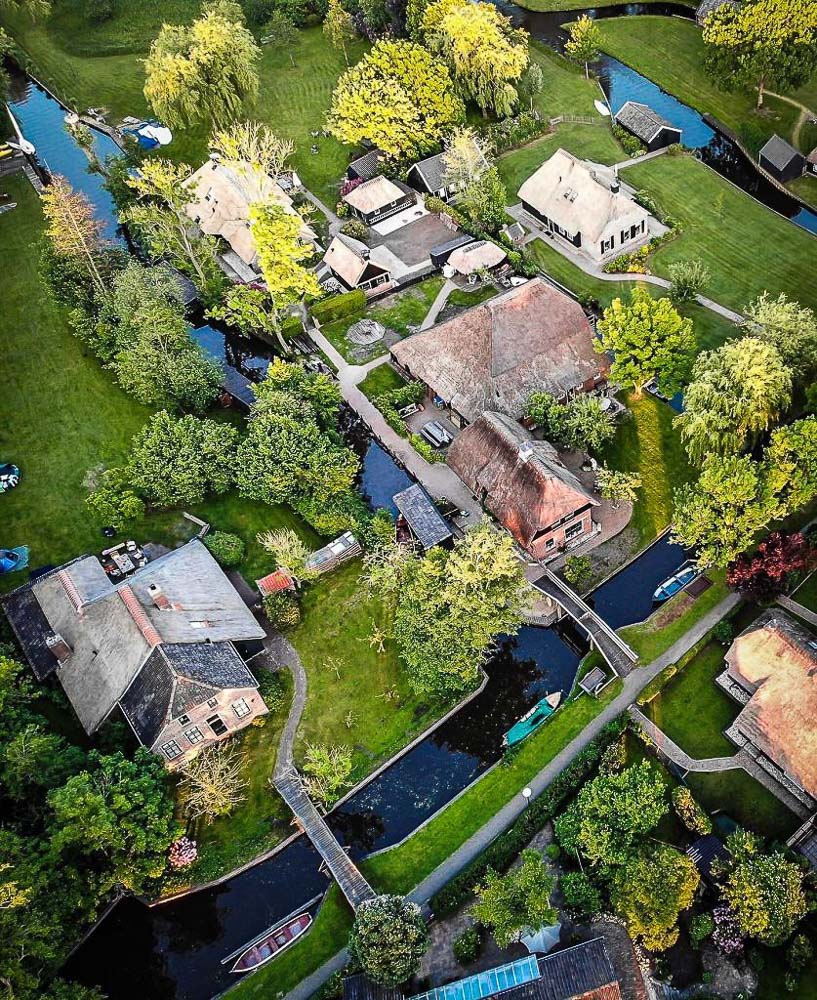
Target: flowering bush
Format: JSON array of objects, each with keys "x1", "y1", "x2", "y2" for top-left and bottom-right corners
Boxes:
[
  {"x1": 168, "y1": 836, "x2": 198, "y2": 869},
  {"x1": 712, "y1": 904, "x2": 744, "y2": 955},
  {"x1": 340, "y1": 176, "x2": 364, "y2": 198}
]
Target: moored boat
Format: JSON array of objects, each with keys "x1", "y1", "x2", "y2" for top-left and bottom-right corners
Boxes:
[
  {"x1": 504, "y1": 692, "x2": 562, "y2": 747},
  {"x1": 230, "y1": 912, "x2": 312, "y2": 973},
  {"x1": 653, "y1": 562, "x2": 698, "y2": 603}
]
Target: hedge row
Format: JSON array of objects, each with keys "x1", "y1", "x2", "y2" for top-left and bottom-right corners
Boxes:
[
  {"x1": 429, "y1": 716, "x2": 627, "y2": 917},
  {"x1": 312, "y1": 289, "x2": 366, "y2": 324}
]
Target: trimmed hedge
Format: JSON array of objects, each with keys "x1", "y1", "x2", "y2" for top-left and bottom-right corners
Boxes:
[
  {"x1": 312, "y1": 289, "x2": 366, "y2": 325},
  {"x1": 429, "y1": 716, "x2": 627, "y2": 917}
]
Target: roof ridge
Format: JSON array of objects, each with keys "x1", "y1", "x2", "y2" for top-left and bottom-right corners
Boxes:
[{"x1": 118, "y1": 585, "x2": 162, "y2": 648}]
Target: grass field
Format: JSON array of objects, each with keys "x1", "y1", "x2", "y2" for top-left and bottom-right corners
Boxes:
[
  {"x1": 621, "y1": 153, "x2": 817, "y2": 314},
  {"x1": 368, "y1": 276, "x2": 445, "y2": 337},
  {"x1": 358, "y1": 363, "x2": 408, "y2": 400},
  {"x1": 687, "y1": 769, "x2": 799, "y2": 841},
  {"x1": 446, "y1": 284, "x2": 500, "y2": 309},
  {"x1": 791, "y1": 571, "x2": 817, "y2": 613}
]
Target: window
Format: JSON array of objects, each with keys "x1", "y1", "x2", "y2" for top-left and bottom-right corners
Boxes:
[
  {"x1": 177, "y1": 714, "x2": 190, "y2": 726},
  {"x1": 207, "y1": 697, "x2": 219, "y2": 709},
  {"x1": 185, "y1": 727, "x2": 204, "y2": 745},
  {"x1": 161, "y1": 740, "x2": 183, "y2": 761},
  {"x1": 601, "y1": 236, "x2": 615, "y2": 254},
  {"x1": 207, "y1": 715, "x2": 228, "y2": 736},
  {"x1": 232, "y1": 698, "x2": 251, "y2": 719},
  {"x1": 545, "y1": 538, "x2": 555, "y2": 551},
  {"x1": 565, "y1": 521, "x2": 585, "y2": 541}
]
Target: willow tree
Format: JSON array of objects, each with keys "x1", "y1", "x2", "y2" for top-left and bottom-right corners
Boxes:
[
  {"x1": 144, "y1": 1, "x2": 260, "y2": 128},
  {"x1": 702, "y1": 0, "x2": 817, "y2": 109},
  {"x1": 0, "y1": 0, "x2": 50, "y2": 16},
  {"x1": 211, "y1": 121, "x2": 295, "y2": 187},
  {"x1": 423, "y1": 0, "x2": 529, "y2": 117},
  {"x1": 41, "y1": 176, "x2": 108, "y2": 297}
]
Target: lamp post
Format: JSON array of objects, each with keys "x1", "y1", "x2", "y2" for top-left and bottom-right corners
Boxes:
[{"x1": 522, "y1": 786, "x2": 532, "y2": 808}]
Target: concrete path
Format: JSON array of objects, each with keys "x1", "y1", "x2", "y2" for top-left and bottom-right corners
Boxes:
[
  {"x1": 288, "y1": 591, "x2": 741, "y2": 1000},
  {"x1": 420, "y1": 278, "x2": 456, "y2": 330},
  {"x1": 303, "y1": 188, "x2": 342, "y2": 235},
  {"x1": 261, "y1": 630, "x2": 307, "y2": 777},
  {"x1": 612, "y1": 148, "x2": 668, "y2": 170},
  {"x1": 777, "y1": 594, "x2": 817, "y2": 629},
  {"x1": 629, "y1": 706, "x2": 741, "y2": 773}
]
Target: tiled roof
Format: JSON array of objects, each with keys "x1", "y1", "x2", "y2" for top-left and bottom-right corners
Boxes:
[
  {"x1": 759, "y1": 134, "x2": 804, "y2": 172},
  {"x1": 615, "y1": 102, "x2": 680, "y2": 144}
]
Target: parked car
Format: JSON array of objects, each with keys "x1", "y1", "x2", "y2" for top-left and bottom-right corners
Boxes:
[
  {"x1": 0, "y1": 463, "x2": 20, "y2": 492},
  {"x1": 420, "y1": 420, "x2": 453, "y2": 448}
]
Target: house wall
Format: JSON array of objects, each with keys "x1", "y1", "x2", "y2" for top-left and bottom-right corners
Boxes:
[
  {"x1": 527, "y1": 508, "x2": 595, "y2": 560},
  {"x1": 350, "y1": 193, "x2": 417, "y2": 226},
  {"x1": 646, "y1": 127, "x2": 682, "y2": 152},
  {"x1": 760, "y1": 152, "x2": 805, "y2": 184},
  {"x1": 153, "y1": 685, "x2": 269, "y2": 769},
  {"x1": 521, "y1": 201, "x2": 582, "y2": 248}
]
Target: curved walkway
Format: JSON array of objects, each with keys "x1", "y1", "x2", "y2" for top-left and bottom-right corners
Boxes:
[
  {"x1": 761, "y1": 90, "x2": 816, "y2": 150},
  {"x1": 628, "y1": 706, "x2": 740, "y2": 773},
  {"x1": 263, "y1": 630, "x2": 307, "y2": 778}
]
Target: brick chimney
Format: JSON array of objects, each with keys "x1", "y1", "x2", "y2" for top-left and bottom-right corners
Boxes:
[
  {"x1": 147, "y1": 583, "x2": 172, "y2": 611},
  {"x1": 46, "y1": 633, "x2": 73, "y2": 663}
]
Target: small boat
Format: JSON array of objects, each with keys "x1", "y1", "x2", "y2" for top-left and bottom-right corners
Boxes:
[
  {"x1": 653, "y1": 562, "x2": 698, "y2": 603},
  {"x1": 504, "y1": 692, "x2": 562, "y2": 747},
  {"x1": 594, "y1": 98, "x2": 611, "y2": 117},
  {"x1": 230, "y1": 912, "x2": 312, "y2": 973}
]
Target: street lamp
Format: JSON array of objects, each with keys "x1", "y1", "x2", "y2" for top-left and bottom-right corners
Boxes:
[{"x1": 522, "y1": 787, "x2": 532, "y2": 808}]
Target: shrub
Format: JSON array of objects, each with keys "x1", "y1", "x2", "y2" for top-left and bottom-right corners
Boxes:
[
  {"x1": 599, "y1": 739, "x2": 626, "y2": 774},
  {"x1": 545, "y1": 843, "x2": 561, "y2": 860},
  {"x1": 667, "y1": 258, "x2": 711, "y2": 303},
  {"x1": 256, "y1": 669, "x2": 288, "y2": 713},
  {"x1": 168, "y1": 836, "x2": 198, "y2": 869},
  {"x1": 713, "y1": 620, "x2": 734, "y2": 646},
  {"x1": 486, "y1": 110, "x2": 549, "y2": 153},
  {"x1": 341, "y1": 219, "x2": 368, "y2": 240},
  {"x1": 787, "y1": 934, "x2": 814, "y2": 973},
  {"x1": 425, "y1": 196, "x2": 448, "y2": 215},
  {"x1": 312, "y1": 289, "x2": 366, "y2": 324},
  {"x1": 85, "y1": 483, "x2": 145, "y2": 527},
  {"x1": 411, "y1": 433, "x2": 446, "y2": 463},
  {"x1": 263, "y1": 591, "x2": 301, "y2": 630},
  {"x1": 86, "y1": 0, "x2": 114, "y2": 23},
  {"x1": 612, "y1": 124, "x2": 645, "y2": 158},
  {"x1": 690, "y1": 912, "x2": 715, "y2": 948},
  {"x1": 564, "y1": 555, "x2": 592, "y2": 590},
  {"x1": 373, "y1": 381, "x2": 426, "y2": 438},
  {"x1": 560, "y1": 871, "x2": 602, "y2": 918},
  {"x1": 672, "y1": 786, "x2": 712, "y2": 835},
  {"x1": 204, "y1": 531, "x2": 245, "y2": 568},
  {"x1": 452, "y1": 927, "x2": 481, "y2": 964}
]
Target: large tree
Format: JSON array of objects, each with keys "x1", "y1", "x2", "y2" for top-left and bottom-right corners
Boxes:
[
  {"x1": 178, "y1": 744, "x2": 247, "y2": 824},
  {"x1": 211, "y1": 120, "x2": 295, "y2": 187},
  {"x1": 250, "y1": 201, "x2": 322, "y2": 318},
  {"x1": 596, "y1": 287, "x2": 695, "y2": 397},
  {"x1": 471, "y1": 849, "x2": 557, "y2": 947},
  {"x1": 727, "y1": 531, "x2": 817, "y2": 601},
  {"x1": 208, "y1": 283, "x2": 294, "y2": 353},
  {"x1": 564, "y1": 14, "x2": 602, "y2": 79},
  {"x1": 41, "y1": 176, "x2": 108, "y2": 297},
  {"x1": 144, "y1": 1, "x2": 260, "y2": 128},
  {"x1": 442, "y1": 125, "x2": 491, "y2": 191},
  {"x1": 348, "y1": 895, "x2": 429, "y2": 986},
  {"x1": 763, "y1": 416, "x2": 817, "y2": 516},
  {"x1": 323, "y1": 0, "x2": 357, "y2": 66},
  {"x1": 675, "y1": 337, "x2": 792, "y2": 465},
  {"x1": 744, "y1": 291, "x2": 817, "y2": 386},
  {"x1": 702, "y1": 0, "x2": 817, "y2": 109},
  {"x1": 423, "y1": 0, "x2": 529, "y2": 117},
  {"x1": 459, "y1": 167, "x2": 508, "y2": 234},
  {"x1": 328, "y1": 39, "x2": 465, "y2": 160}
]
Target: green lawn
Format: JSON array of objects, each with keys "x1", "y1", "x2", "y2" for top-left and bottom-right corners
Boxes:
[
  {"x1": 596, "y1": 16, "x2": 802, "y2": 154},
  {"x1": 791, "y1": 571, "x2": 817, "y2": 613},
  {"x1": 446, "y1": 284, "x2": 500, "y2": 309},
  {"x1": 368, "y1": 276, "x2": 445, "y2": 337},
  {"x1": 358, "y1": 363, "x2": 408, "y2": 400},
  {"x1": 621, "y1": 153, "x2": 817, "y2": 314},
  {"x1": 788, "y1": 173, "x2": 817, "y2": 211},
  {"x1": 526, "y1": 41, "x2": 609, "y2": 121},
  {"x1": 644, "y1": 642, "x2": 737, "y2": 758},
  {"x1": 516, "y1": 0, "x2": 694, "y2": 9},
  {"x1": 687, "y1": 769, "x2": 799, "y2": 841}
]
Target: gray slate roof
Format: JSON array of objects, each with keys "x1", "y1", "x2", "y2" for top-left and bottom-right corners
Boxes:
[
  {"x1": 120, "y1": 642, "x2": 257, "y2": 747},
  {"x1": 615, "y1": 102, "x2": 681, "y2": 144},
  {"x1": 393, "y1": 484, "x2": 452, "y2": 549},
  {"x1": 348, "y1": 148, "x2": 386, "y2": 180},
  {"x1": 409, "y1": 151, "x2": 447, "y2": 192},
  {"x1": 502, "y1": 940, "x2": 619, "y2": 1000},
  {"x1": 759, "y1": 134, "x2": 803, "y2": 171}
]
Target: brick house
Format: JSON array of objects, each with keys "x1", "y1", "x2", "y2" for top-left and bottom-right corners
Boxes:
[{"x1": 2, "y1": 539, "x2": 269, "y2": 768}]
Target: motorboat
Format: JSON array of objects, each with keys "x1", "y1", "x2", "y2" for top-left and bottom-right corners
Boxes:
[
  {"x1": 504, "y1": 692, "x2": 562, "y2": 748},
  {"x1": 230, "y1": 912, "x2": 312, "y2": 973},
  {"x1": 653, "y1": 561, "x2": 698, "y2": 603}
]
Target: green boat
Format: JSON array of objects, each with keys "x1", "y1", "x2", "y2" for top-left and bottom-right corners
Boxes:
[{"x1": 503, "y1": 692, "x2": 562, "y2": 748}]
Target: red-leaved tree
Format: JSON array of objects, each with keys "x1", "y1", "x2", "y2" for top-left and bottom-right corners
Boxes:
[{"x1": 726, "y1": 532, "x2": 817, "y2": 601}]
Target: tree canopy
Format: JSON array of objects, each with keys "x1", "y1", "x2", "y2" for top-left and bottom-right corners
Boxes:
[
  {"x1": 564, "y1": 14, "x2": 602, "y2": 79},
  {"x1": 348, "y1": 895, "x2": 429, "y2": 986},
  {"x1": 471, "y1": 849, "x2": 557, "y2": 947},
  {"x1": 744, "y1": 291, "x2": 817, "y2": 386},
  {"x1": 250, "y1": 200, "x2": 322, "y2": 310},
  {"x1": 328, "y1": 39, "x2": 465, "y2": 160}
]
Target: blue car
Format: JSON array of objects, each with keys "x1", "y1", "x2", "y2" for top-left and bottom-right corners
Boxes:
[{"x1": 0, "y1": 463, "x2": 20, "y2": 492}]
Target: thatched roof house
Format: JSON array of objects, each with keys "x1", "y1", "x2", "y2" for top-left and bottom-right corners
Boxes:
[
  {"x1": 721, "y1": 610, "x2": 817, "y2": 806},
  {"x1": 323, "y1": 234, "x2": 393, "y2": 293},
  {"x1": 342, "y1": 175, "x2": 417, "y2": 226},
  {"x1": 447, "y1": 239, "x2": 507, "y2": 275},
  {"x1": 391, "y1": 277, "x2": 605, "y2": 426},
  {"x1": 447, "y1": 411, "x2": 599, "y2": 559}
]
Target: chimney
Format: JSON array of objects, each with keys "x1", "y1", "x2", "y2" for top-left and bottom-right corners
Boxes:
[
  {"x1": 148, "y1": 583, "x2": 172, "y2": 611},
  {"x1": 46, "y1": 633, "x2": 73, "y2": 663},
  {"x1": 611, "y1": 168, "x2": 620, "y2": 194},
  {"x1": 518, "y1": 441, "x2": 534, "y2": 463}
]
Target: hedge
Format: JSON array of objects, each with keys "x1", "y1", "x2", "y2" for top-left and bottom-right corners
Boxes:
[
  {"x1": 429, "y1": 716, "x2": 627, "y2": 917},
  {"x1": 312, "y1": 289, "x2": 366, "y2": 324}
]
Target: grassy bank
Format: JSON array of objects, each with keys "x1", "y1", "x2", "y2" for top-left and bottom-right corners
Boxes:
[{"x1": 515, "y1": 0, "x2": 694, "y2": 10}]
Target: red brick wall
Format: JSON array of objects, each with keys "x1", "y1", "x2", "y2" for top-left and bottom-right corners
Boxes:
[{"x1": 528, "y1": 510, "x2": 594, "y2": 561}]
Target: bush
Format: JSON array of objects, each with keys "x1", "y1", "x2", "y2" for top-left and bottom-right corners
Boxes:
[
  {"x1": 564, "y1": 555, "x2": 592, "y2": 590},
  {"x1": 410, "y1": 433, "x2": 446, "y2": 463},
  {"x1": 672, "y1": 786, "x2": 712, "y2": 835},
  {"x1": 545, "y1": 843, "x2": 561, "y2": 860},
  {"x1": 425, "y1": 196, "x2": 448, "y2": 215},
  {"x1": 340, "y1": 219, "x2": 368, "y2": 240},
  {"x1": 713, "y1": 620, "x2": 734, "y2": 646},
  {"x1": 374, "y1": 381, "x2": 426, "y2": 438},
  {"x1": 263, "y1": 591, "x2": 301, "y2": 630},
  {"x1": 690, "y1": 913, "x2": 715, "y2": 949},
  {"x1": 486, "y1": 110, "x2": 549, "y2": 153},
  {"x1": 599, "y1": 739, "x2": 626, "y2": 775},
  {"x1": 204, "y1": 531, "x2": 245, "y2": 568},
  {"x1": 312, "y1": 289, "x2": 366, "y2": 324},
  {"x1": 86, "y1": 0, "x2": 114, "y2": 22},
  {"x1": 667, "y1": 258, "x2": 711, "y2": 304},
  {"x1": 560, "y1": 871, "x2": 602, "y2": 919},
  {"x1": 612, "y1": 124, "x2": 645, "y2": 158},
  {"x1": 256, "y1": 669, "x2": 288, "y2": 713},
  {"x1": 452, "y1": 927, "x2": 481, "y2": 964}
]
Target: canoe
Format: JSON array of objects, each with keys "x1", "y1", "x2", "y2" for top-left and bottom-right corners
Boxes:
[
  {"x1": 653, "y1": 563, "x2": 698, "y2": 603},
  {"x1": 504, "y1": 692, "x2": 562, "y2": 748},
  {"x1": 230, "y1": 912, "x2": 312, "y2": 973}
]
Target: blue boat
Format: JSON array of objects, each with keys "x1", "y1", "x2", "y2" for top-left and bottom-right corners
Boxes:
[
  {"x1": 503, "y1": 692, "x2": 562, "y2": 747},
  {"x1": 653, "y1": 561, "x2": 698, "y2": 602}
]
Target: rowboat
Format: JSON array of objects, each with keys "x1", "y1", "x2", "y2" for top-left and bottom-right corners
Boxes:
[
  {"x1": 653, "y1": 562, "x2": 698, "y2": 603},
  {"x1": 230, "y1": 912, "x2": 312, "y2": 973},
  {"x1": 504, "y1": 692, "x2": 562, "y2": 748},
  {"x1": 594, "y1": 98, "x2": 611, "y2": 117}
]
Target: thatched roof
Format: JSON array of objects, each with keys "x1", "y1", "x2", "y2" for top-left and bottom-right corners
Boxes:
[
  {"x1": 448, "y1": 239, "x2": 507, "y2": 274},
  {"x1": 726, "y1": 610, "x2": 817, "y2": 798},
  {"x1": 391, "y1": 277, "x2": 604, "y2": 424},
  {"x1": 447, "y1": 412, "x2": 597, "y2": 551},
  {"x1": 343, "y1": 175, "x2": 414, "y2": 214}
]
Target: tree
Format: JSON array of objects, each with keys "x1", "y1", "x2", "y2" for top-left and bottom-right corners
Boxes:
[
  {"x1": 328, "y1": 39, "x2": 465, "y2": 161},
  {"x1": 0, "y1": 29, "x2": 12, "y2": 103},
  {"x1": 459, "y1": 167, "x2": 508, "y2": 233},
  {"x1": 745, "y1": 291, "x2": 817, "y2": 386},
  {"x1": 667, "y1": 258, "x2": 711, "y2": 304},
  {"x1": 41, "y1": 176, "x2": 108, "y2": 297},
  {"x1": 0, "y1": 0, "x2": 50, "y2": 17},
  {"x1": 471, "y1": 849, "x2": 556, "y2": 947},
  {"x1": 324, "y1": 0, "x2": 356, "y2": 66},
  {"x1": 720, "y1": 830, "x2": 807, "y2": 946},
  {"x1": 610, "y1": 845, "x2": 700, "y2": 951},
  {"x1": 257, "y1": 527, "x2": 318, "y2": 582},
  {"x1": 672, "y1": 786, "x2": 712, "y2": 836},
  {"x1": 563, "y1": 554, "x2": 592, "y2": 590},
  {"x1": 261, "y1": 9, "x2": 299, "y2": 51},
  {"x1": 208, "y1": 284, "x2": 294, "y2": 354},
  {"x1": 671, "y1": 454, "x2": 774, "y2": 568},
  {"x1": 564, "y1": 14, "x2": 601, "y2": 79},
  {"x1": 1, "y1": 725, "x2": 84, "y2": 802},
  {"x1": 702, "y1": 0, "x2": 817, "y2": 109},
  {"x1": 595, "y1": 467, "x2": 641, "y2": 509},
  {"x1": 423, "y1": 0, "x2": 528, "y2": 117},
  {"x1": 85, "y1": 478, "x2": 146, "y2": 528},
  {"x1": 554, "y1": 761, "x2": 668, "y2": 868},
  {"x1": 596, "y1": 288, "x2": 695, "y2": 397},
  {"x1": 560, "y1": 394, "x2": 616, "y2": 453},
  {"x1": 178, "y1": 744, "x2": 248, "y2": 823},
  {"x1": 675, "y1": 338, "x2": 792, "y2": 465},
  {"x1": 250, "y1": 201, "x2": 322, "y2": 319},
  {"x1": 441, "y1": 126, "x2": 491, "y2": 192},
  {"x1": 527, "y1": 391, "x2": 568, "y2": 440},
  {"x1": 727, "y1": 531, "x2": 817, "y2": 602},
  {"x1": 517, "y1": 60, "x2": 544, "y2": 112},
  {"x1": 763, "y1": 416, "x2": 817, "y2": 516},
  {"x1": 302, "y1": 743, "x2": 353, "y2": 805},
  {"x1": 560, "y1": 871, "x2": 603, "y2": 919},
  {"x1": 127, "y1": 411, "x2": 238, "y2": 507},
  {"x1": 144, "y1": 2, "x2": 260, "y2": 128},
  {"x1": 375, "y1": 520, "x2": 531, "y2": 696},
  {"x1": 47, "y1": 750, "x2": 177, "y2": 896},
  {"x1": 348, "y1": 895, "x2": 429, "y2": 986},
  {"x1": 211, "y1": 120, "x2": 295, "y2": 187}
]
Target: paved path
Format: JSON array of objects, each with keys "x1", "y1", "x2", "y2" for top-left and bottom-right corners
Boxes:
[
  {"x1": 303, "y1": 189, "x2": 342, "y2": 235},
  {"x1": 612, "y1": 148, "x2": 668, "y2": 170},
  {"x1": 762, "y1": 89, "x2": 816, "y2": 149},
  {"x1": 777, "y1": 594, "x2": 817, "y2": 628},
  {"x1": 264, "y1": 631, "x2": 307, "y2": 777},
  {"x1": 289, "y1": 592, "x2": 741, "y2": 999},
  {"x1": 420, "y1": 278, "x2": 456, "y2": 330},
  {"x1": 629, "y1": 706, "x2": 740, "y2": 773}
]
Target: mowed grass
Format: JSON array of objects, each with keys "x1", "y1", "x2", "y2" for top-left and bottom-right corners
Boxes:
[
  {"x1": 516, "y1": 0, "x2": 694, "y2": 9},
  {"x1": 621, "y1": 153, "x2": 817, "y2": 314},
  {"x1": 358, "y1": 363, "x2": 408, "y2": 400},
  {"x1": 596, "y1": 16, "x2": 802, "y2": 152},
  {"x1": 791, "y1": 571, "x2": 817, "y2": 613},
  {"x1": 687, "y1": 769, "x2": 799, "y2": 841},
  {"x1": 369, "y1": 276, "x2": 445, "y2": 337},
  {"x1": 291, "y1": 560, "x2": 454, "y2": 783}
]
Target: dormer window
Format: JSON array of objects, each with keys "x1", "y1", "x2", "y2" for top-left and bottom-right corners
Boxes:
[{"x1": 177, "y1": 713, "x2": 190, "y2": 725}]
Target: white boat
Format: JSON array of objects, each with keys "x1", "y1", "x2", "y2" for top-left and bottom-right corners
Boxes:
[{"x1": 594, "y1": 99, "x2": 611, "y2": 117}]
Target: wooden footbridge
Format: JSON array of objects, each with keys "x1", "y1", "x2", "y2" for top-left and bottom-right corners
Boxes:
[
  {"x1": 273, "y1": 765, "x2": 376, "y2": 910},
  {"x1": 533, "y1": 567, "x2": 639, "y2": 676}
]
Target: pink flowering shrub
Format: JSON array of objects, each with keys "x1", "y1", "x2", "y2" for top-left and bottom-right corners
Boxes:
[{"x1": 168, "y1": 836, "x2": 198, "y2": 869}]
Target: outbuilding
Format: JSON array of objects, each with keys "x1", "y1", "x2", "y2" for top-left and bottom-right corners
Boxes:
[
  {"x1": 758, "y1": 135, "x2": 806, "y2": 184},
  {"x1": 342, "y1": 175, "x2": 417, "y2": 226},
  {"x1": 615, "y1": 101, "x2": 682, "y2": 151}
]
